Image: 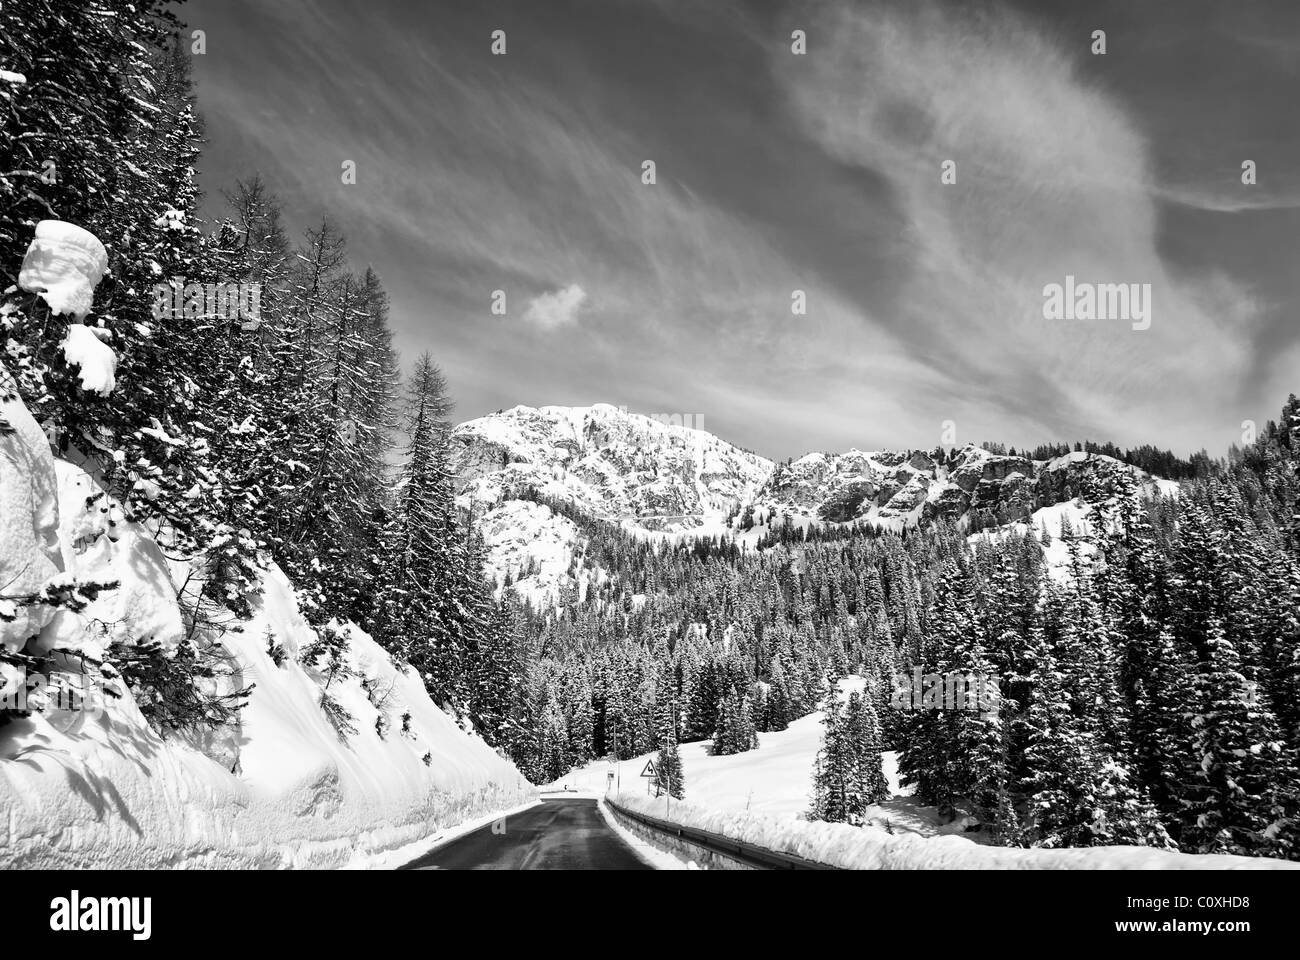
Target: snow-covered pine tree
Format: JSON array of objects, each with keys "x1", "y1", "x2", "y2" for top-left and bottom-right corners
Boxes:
[
  {"x1": 300, "y1": 622, "x2": 357, "y2": 741},
  {"x1": 1019, "y1": 603, "x2": 1171, "y2": 849},
  {"x1": 194, "y1": 176, "x2": 295, "y2": 616},
  {"x1": 712, "y1": 683, "x2": 758, "y2": 755},
  {"x1": 1092, "y1": 469, "x2": 1183, "y2": 820},
  {"x1": 898, "y1": 558, "x2": 1009, "y2": 826},
  {"x1": 329, "y1": 266, "x2": 399, "y2": 627},
  {"x1": 684, "y1": 652, "x2": 723, "y2": 740},
  {"x1": 469, "y1": 588, "x2": 528, "y2": 752},
  {"x1": 269, "y1": 226, "x2": 398, "y2": 626},
  {"x1": 843, "y1": 688, "x2": 889, "y2": 816},
  {"x1": 712, "y1": 683, "x2": 739, "y2": 755},
  {"x1": 759, "y1": 655, "x2": 792, "y2": 732},
  {"x1": 564, "y1": 668, "x2": 596, "y2": 766},
  {"x1": 811, "y1": 685, "x2": 886, "y2": 824},
  {"x1": 1181, "y1": 617, "x2": 1296, "y2": 855},
  {"x1": 373, "y1": 354, "x2": 458, "y2": 701},
  {"x1": 810, "y1": 684, "x2": 849, "y2": 822},
  {"x1": 537, "y1": 693, "x2": 570, "y2": 784},
  {"x1": 653, "y1": 664, "x2": 684, "y2": 799},
  {"x1": 447, "y1": 519, "x2": 500, "y2": 718}
]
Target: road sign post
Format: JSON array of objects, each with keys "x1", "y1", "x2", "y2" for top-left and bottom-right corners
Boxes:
[{"x1": 639, "y1": 757, "x2": 657, "y2": 797}]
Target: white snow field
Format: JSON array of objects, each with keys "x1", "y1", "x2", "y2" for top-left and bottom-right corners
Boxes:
[
  {"x1": 1, "y1": 227, "x2": 532, "y2": 868},
  {"x1": 546, "y1": 677, "x2": 936, "y2": 832},
  {"x1": 554, "y1": 678, "x2": 1297, "y2": 870}
]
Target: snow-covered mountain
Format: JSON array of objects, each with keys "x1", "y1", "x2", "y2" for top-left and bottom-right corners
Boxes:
[
  {"x1": 452, "y1": 404, "x2": 771, "y2": 604},
  {"x1": 453, "y1": 405, "x2": 1177, "y2": 608},
  {"x1": 453, "y1": 403, "x2": 772, "y2": 529}
]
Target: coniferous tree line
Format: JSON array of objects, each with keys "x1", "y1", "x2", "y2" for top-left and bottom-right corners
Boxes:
[
  {"x1": 811, "y1": 686, "x2": 889, "y2": 825},
  {"x1": 0, "y1": 0, "x2": 517, "y2": 747},
  {"x1": 1023, "y1": 440, "x2": 1209, "y2": 481}
]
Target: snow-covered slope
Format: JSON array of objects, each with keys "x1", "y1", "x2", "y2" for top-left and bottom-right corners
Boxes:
[
  {"x1": 551, "y1": 677, "x2": 944, "y2": 836},
  {"x1": 475, "y1": 498, "x2": 586, "y2": 608},
  {"x1": 552, "y1": 679, "x2": 1296, "y2": 870},
  {"x1": 0, "y1": 363, "x2": 533, "y2": 869},
  {"x1": 968, "y1": 498, "x2": 1098, "y2": 583}
]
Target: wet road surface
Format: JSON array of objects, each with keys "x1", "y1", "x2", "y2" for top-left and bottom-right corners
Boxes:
[{"x1": 401, "y1": 798, "x2": 652, "y2": 870}]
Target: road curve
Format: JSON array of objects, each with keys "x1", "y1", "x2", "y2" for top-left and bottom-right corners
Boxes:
[{"x1": 400, "y1": 798, "x2": 652, "y2": 870}]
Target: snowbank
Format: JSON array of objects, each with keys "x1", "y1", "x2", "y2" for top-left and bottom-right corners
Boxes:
[
  {"x1": 1, "y1": 360, "x2": 533, "y2": 868},
  {"x1": 609, "y1": 793, "x2": 1297, "y2": 870},
  {"x1": 0, "y1": 372, "x2": 62, "y2": 649}
]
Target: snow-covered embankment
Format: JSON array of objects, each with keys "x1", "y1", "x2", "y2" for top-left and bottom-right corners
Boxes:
[{"x1": 0, "y1": 222, "x2": 532, "y2": 869}]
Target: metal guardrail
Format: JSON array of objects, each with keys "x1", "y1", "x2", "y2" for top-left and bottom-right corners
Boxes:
[{"x1": 605, "y1": 796, "x2": 841, "y2": 871}]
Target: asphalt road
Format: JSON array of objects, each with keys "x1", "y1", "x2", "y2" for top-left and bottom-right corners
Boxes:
[{"x1": 401, "y1": 798, "x2": 652, "y2": 870}]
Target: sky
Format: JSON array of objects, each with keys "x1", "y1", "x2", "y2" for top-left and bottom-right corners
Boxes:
[{"x1": 186, "y1": 0, "x2": 1300, "y2": 460}]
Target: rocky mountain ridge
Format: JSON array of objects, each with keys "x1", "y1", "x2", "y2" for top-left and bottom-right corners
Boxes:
[{"x1": 451, "y1": 404, "x2": 1176, "y2": 605}]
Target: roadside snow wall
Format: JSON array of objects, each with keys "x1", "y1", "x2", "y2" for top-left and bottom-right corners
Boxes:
[{"x1": 609, "y1": 793, "x2": 1299, "y2": 870}]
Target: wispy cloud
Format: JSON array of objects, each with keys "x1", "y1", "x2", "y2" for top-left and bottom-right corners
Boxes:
[
  {"x1": 1154, "y1": 183, "x2": 1300, "y2": 213},
  {"x1": 523, "y1": 284, "x2": 587, "y2": 330},
  {"x1": 773, "y1": 0, "x2": 1261, "y2": 451},
  {"x1": 188, "y1": 0, "x2": 1300, "y2": 459}
]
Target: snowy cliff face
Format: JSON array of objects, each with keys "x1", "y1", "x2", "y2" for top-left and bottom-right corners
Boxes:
[
  {"x1": 456, "y1": 407, "x2": 1176, "y2": 609},
  {"x1": 453, "y1": 403, "x2": 772, "y2": 528},
  {"x1": 475, "y1": 499, "x2": 585, "y2": 609},
  {"x1": 453, "y1": 404, "x2": 773, "y2": 605},
  {"x1": 750, "y1": 444, "x2": 1169, "y2": 531},
  {"x1": 0, "y1": 362, "x2": 532, "y2": 869},
  {"x1": 754, "y1": 447, "x2": 944, "y2": 530}
]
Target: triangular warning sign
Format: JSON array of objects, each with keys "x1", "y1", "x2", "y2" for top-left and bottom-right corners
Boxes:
[{"x1": 639, "y1": 758, "x2": 657, "y2": 778}]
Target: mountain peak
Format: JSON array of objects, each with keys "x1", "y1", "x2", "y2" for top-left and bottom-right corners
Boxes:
[{"x1": 451, "y1": 403, "x2": 772, "y2": 532}]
